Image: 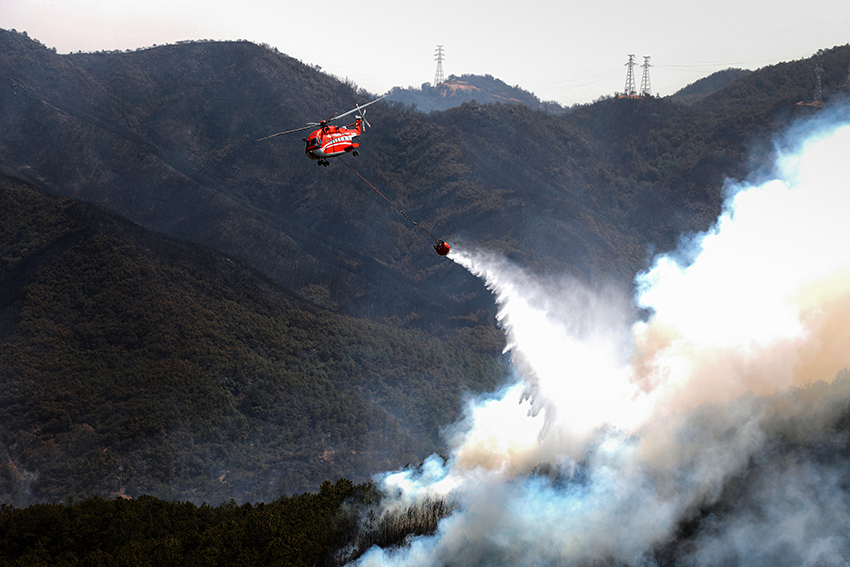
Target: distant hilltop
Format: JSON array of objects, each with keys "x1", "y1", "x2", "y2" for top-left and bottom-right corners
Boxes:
[{"x1": 384, "y1": 73, "x2": 568, "y2": 114}]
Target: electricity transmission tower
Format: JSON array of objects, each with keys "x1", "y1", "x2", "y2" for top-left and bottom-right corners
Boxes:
[
  {"x1": 796, "y1": 63, "x2": 827, "y2": 107},
  {"x1": 814, "y1": 63, "x2": 824, "y2": 104},
  {"x1": 843, "y1": 57, "x2": 850, "y2": 88},
  {"x1": 640, "y1": 56, "x2": 653, "y2": 97},
  {"x1": 434, "y1": 45, "x2": 445, "y2": 86},
  {"x1": 623, "y1": 54, "x2": 637, "y2": 96}
]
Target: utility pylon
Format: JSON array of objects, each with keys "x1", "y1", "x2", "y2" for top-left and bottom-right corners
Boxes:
[
  {"x1": 640, "y1": 56, "x2": 653, "y2": 97},
  {"x1": 814, "y1": 63, "x2": 824, "y2": 104},
  {"x1": 434, "y1": 45, "x2": 445, "y2": 86},
  {"x1": 624, "y1": 54, "x2": 637, "y2": 96},
  {"x1": 843, "y1": 57, "x2": 850, "y2": 88},
  {"x1": 796, "y1": 63, "x2": 827, "y2": 107}
]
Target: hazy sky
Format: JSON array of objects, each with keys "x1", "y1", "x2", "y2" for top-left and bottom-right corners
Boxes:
[{"x1": 2, "y1": 0, "x2": 849, "y2": 106}]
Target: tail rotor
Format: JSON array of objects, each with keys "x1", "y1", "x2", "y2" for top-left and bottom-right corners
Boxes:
[{"x1": 356, "y1": 103, "x2": 372, "y2": 131}]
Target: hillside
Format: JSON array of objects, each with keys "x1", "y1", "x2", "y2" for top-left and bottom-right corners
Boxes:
[
  {"x1": 3, "y1": 30, "x2": 848, "y2": 332},
  {"x1": 384, "y1": 73, "x2": 568, "y2": 114},
  {"x1": 668, "y1": 68, "x2": 753, "y2": 105},
  {"x1": 2, "y1": 375, "x2": 849, "y2": 567},
  {"x1": 2, "y1": 29, "x2": 850, "y2": 508},
  {"x1": 0, "y1": 175, "x2": 505, "y2": 505}
]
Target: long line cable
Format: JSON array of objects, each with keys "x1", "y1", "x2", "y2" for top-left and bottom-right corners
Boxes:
[{"x1": 339, "y1": 157, "x2": 440, "y2": 245}]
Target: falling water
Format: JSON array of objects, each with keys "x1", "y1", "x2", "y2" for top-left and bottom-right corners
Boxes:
[{"x1": 353, "y1": 108, "x2": 850, "y2": 567}]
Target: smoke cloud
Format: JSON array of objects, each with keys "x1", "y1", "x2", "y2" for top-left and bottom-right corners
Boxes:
[{"x1": 353, "y1": 108, "x2": 850, "y2": 566}]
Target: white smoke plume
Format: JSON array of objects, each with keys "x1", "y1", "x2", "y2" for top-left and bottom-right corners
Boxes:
[{"x1": 354, "y1": 108, "x2": 850, "y2": 567}]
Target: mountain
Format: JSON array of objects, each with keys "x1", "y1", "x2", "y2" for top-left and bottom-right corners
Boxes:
[
  {"x1": 2, "y1": 376, "x2": 848, "y2": 567},
  {"x1": 384, "y1": 73, "x2": 568, "y2": 114},
  {"x1": 0, "y1": 174, "x2": 505, "y2": 505},
  {"x1": 0, "y1": 31, "x2": 499, "y2": 332},
  {"x1": 3, "y1": 30, "x2": 846, "y2": 326},
  {"x1": 2, "y1": 27, "x2": 850, "y2": 506},
  {"x1": 669, "y1": 68, "x2": 753, "y2": 105}
]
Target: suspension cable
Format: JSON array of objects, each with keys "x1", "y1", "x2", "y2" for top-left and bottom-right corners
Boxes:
[{"x1": 339, "y1": 157, "x2": 440, "y2": 245}]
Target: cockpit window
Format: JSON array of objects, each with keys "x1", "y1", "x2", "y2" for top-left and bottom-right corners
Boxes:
[{"x1": 305, "y1": 137, "x2": 319, "y2": 149}]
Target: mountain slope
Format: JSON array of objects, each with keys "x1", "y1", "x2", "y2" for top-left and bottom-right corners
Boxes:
[
  {"x1": 669, "y1": 68, "x2": 753, "y2": 105},
  {"x1": 3, "y1": 29, "x2": 850, "y2": 506},
  {"x1": 0, "y1": 175, "x2": 505, "y2": 505},
  {"x1": 0, "y1": 31, "x2": 729, "y2": 323},
  {"x1": 4, "y1": 30, "x2": 847, "y2": 327}
]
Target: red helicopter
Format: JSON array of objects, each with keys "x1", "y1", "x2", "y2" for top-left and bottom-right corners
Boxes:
[
  {"x1": 257, "y1": 96, "x2": 386, "y2": 166},
  {"x1": 256, "y1": 96, "x2": 451, "y2": 256}
]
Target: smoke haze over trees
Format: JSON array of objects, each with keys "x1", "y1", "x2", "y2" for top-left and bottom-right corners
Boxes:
[{"x1": 1, "y1": 26, "x2": 850, "y2": 566}]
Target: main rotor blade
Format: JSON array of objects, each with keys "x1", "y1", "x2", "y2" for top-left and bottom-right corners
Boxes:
[
  {"x1": 256, "y1": 124, "x2": 315, "y2": 141},
  {"x1": 327, "y1": 95, "x2": 387, "y2": 124},
  {"x1": 256, "y1": 96, "x2": 386, "y2": 142}
]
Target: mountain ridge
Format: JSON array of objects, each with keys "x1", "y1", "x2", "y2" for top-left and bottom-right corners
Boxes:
[
  {"x1": 0, "y1": 173, "x2": 505, "y2": 504},
  {"x1": 5, "y1": 31, "x2": 847, "y2": 309},
  {"x1": 2, "y1": 27, "x2": 850, "y2": 506}
]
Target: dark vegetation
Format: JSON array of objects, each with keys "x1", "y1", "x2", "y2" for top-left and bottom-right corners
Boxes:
[
  {"x1": 0, "y1": 475, "x2": 458, "y2": 567},
  {"x1": 3, "y1": 28, "x2": 846, "y2": 331},
  {"x1": 0, "y1": 478, "x2": 370, "y2": 567},
  {"x1": 0, "y1": 175, "x2": 505, "y2": 504},
  {"x1": 1, "y1": 26, "x2": 850, "y2": 564},
  {"x1": 1, "y1": 377, "x2": 848, "y2": 567},
  {"x1": 668, "y1": 68, "x2": 753, "y2": 105}
]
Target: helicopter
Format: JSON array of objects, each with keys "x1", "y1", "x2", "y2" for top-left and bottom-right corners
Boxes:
[
  {"x1": 256, "y1": 95, "x2": 450, "y2": 256},
  {"x1": 257, "y1": 96, "x2": 386, "y2": 166}
]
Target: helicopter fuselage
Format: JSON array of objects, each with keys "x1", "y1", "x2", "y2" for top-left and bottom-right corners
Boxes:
[{"x1": 304, "y1": 119, "x2": 362, "y2": 162}]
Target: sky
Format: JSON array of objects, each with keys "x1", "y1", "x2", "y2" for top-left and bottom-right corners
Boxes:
[{"x1": 2, "y1": 0, "x2": 849, "y2": 106}]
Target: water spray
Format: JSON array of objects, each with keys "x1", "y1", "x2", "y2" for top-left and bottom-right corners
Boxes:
[{"x1": 352, "y1": 112, "x2": 850, "y2": 567}]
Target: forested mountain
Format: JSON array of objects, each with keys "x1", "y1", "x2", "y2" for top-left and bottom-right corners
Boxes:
[
  {"x1": 668, "y1": 68, "x2": 754, "y2": 105},
  {"x1": 2, "y1": 29, "x2": 847, "y2": 329},
  {"x1": 2, "y1": 27, "x2": 850, "y2": 509},
  {"x1": 3, "y1": 376, "x2": 849, "y2": 567},
  {"x1": 0, "y1": 174, "x2": 505, "y2": 504}
]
